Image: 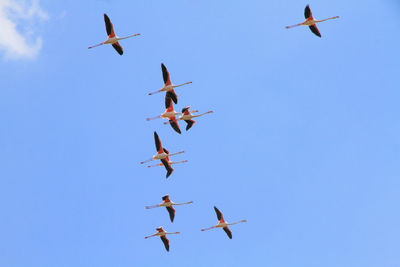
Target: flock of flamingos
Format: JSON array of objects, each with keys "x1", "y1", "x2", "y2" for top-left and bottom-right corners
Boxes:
[{"x1": 88, "y1": 5, "x2": 339, "y2": 252}]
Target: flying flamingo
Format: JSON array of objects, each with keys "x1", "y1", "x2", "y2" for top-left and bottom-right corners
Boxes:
[
  {"x1": 146, "y1": 96, "x2": 182, "y2": 134},
  {"x1": 148, "y1": 63, "x2": 192, "y2": 104},
  {"x1": 285, "y1": 5, "x2": 339, "y2": 37},
  {"x1": 147, "y1": 158, "x2": 188, "y2": 179},
  {"x1": 88, "y1": 14, "x2": 140, "y2": 55},
  {"x1": 201, "y1": 206, "x2": 246, "y2": 239},
  {"x1": 140, "y1": 131, "x2": 186, "y2": 178},
  {"x1": 145, "y1": 194, "x2": 193, "y2": 222},
  {"x1": 145, "y1": 226, "x2": 180, "y2": 252},
  {"x1": 163, "y1": 106, "x2": 213, "y2": 131}
]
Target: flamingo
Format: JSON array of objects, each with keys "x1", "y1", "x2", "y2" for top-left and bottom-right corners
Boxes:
[
  {"x1": 88, "y1": 14, "x2": 140, "y2": 55},
  {"x1": 148, "y1": 63, "x2": 192, "y2": 104},
  {"x1": 145, "y1": 194, "x2": 193, "y2": 222},
  {"x1": 144, "y1": 226, "x2": 180, "y2": 252},
  {"x1": 201, "y1": 206, "x2": 246, "y2": 239},
  {"x1": 146, "y1": 96, "x2": 182, "y2": 134},
  {"x1": 147, "y1": 159, "x2": 188, "y2": 179},
  {"x1": 285, "y1": 5, "x2": 339, "y2": 37},
  {"x1": 140, "y1": 131, "x2": 186, "y2": 178},
  {"x1": 163, "y1": 106, "x2": 213, "y2": 131}
]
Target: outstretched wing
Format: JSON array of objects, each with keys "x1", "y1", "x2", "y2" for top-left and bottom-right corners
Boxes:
[
  {"x1": 160, "y1": 236, "x2": 170, "y2": 252},
  {"x1": 181, "y1": 107, "x2": 190, "y2": 114},
  {"x1": 309, "y1": 24, "x2": 321, "y2": 37},
  {"x1": 166, "y1": 206, "x2": 176, "y2": 222},
  {"x1": 184, "y1": 120, "x2": 195, "y2": 131},
  {"x1": 165, "y1": 95, "x2": 174, "y2": 110},
  {"x1": 104, "y1": 14, "x2": 115, "y2": 37},
  {"x1": 169, "y1": 118, "x2": 181, "y2": 134},
  {"x1": 112, "y1": 42, "x2": 123, "y2": 55},
  {"x1": 161, "y1": 63, "x2": 171, "y2": 85},
  {"x1": 154, "y1": 131, "x2": 162, "y2": 152},
  {"x1": 161, "y1": 159, "x2": 174, "y2": 178},
  {"x1": 223, "y1": 227, "x2": 232, "y2": 239},
  {"x1": 166, "y1": 90, "x2": 178, "y2": 105},
  {"x1": 214, "y1": 206, "x2": 224, "y2": 221},
  {"x1": 304, "y1": 5, "x2": 312, "y2": 19},
  {"x1": 163, "y1": 148, "x2": 170, "y2": 154}
]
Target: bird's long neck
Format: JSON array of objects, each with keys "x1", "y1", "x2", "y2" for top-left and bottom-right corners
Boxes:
[
  {"x1": 140, "y1": 157, "x2": 154, "y2": 164},
  {"x1": 88, "y1": 42, "x2": 105, "y2": 49},
  {"x1": 146, "y1": 115, "x2": 161, "y2": 121},
  {"x1": 201, "y1": 226, "x2": 217, "y2": 231},
  {"x1": 285, "y1": 22, "x2": 303, "y2": 29},
  {"x1": 228, "y1": 220, "x2": 247, "y2": 226},
  {"x1": 315, "y1": 16, "x2": 339, "y2": 23},
  {"x1": 145, "y1": 204, "x2": 161, "y2": 209},
  {"x1": 117, "y1": 33, "x2": 140, "y2": 40}
]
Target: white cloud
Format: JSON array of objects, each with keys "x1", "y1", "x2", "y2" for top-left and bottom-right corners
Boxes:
[{"x1": 0, "y1": 0, "x2": 48, "y2": 59}]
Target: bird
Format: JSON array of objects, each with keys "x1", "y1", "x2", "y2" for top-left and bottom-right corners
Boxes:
[
  {"x1": 144, "y1": 226, "x2": 180, "y2": 252},
  {"x1": 147, "y1": 158, "x2": 188, "y2": 178},
  {"x1": 201, "y1": 206, "x2": 246, "y2": 239},
  {"x1": 146, "y1": 96, "x2": 182, "y2": 134},
  {"x1": 140, "y1": 131, "x2": 187, "y2": 178},
  {"x1": 88, "y1": 14, "x2": 140, "y2": 55},
  {"x1": 285, "y1": 5, "x2": 339, "y2": 37},
  {"x1": 148, "y1": 63, "x2": 192, "y2": 104},
  {"x1": 163, "y1": 106, "x2": 213, "y2": 131},
  {"x1": 145, "y1": 194, "x2": 193, "y2": 222}
]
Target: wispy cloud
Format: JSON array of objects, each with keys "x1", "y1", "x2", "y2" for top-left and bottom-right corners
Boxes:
[{"x1": 0, "y1": 0, "x2": 48, "y2": 60}]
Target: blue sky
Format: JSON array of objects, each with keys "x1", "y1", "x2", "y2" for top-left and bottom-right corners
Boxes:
[{"x1": 0, "y1": 0, "x2": 399, "y2": 266}]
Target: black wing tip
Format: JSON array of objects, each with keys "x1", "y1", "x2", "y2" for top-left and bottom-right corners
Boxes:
[
  {"x1": 166, "y1": 91, "x2": 178, "y2": 104},
  {"x1": 185, "y1": 120, "x2": 194, "y2": 131},
  {"x1": 166, "y1": 169, "x2": 173, "y2": 178},
  {"x1": 112, "y1": 44, "x2": 123, "y2": 55},
  {"x1": 169, "y1": 120, "x2": 181, "y2": 134}
]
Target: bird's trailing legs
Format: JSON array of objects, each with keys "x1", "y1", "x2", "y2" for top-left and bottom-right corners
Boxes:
[
  {"x1": 145, "y1": 201, "x2": 193, "y2": 209},
  {"x1": 286, "y1": 16, "x2": 339, "y2": 29},
  {"x1": 144, "y1": 232, "x2": 180, "y2": 239},
  {"x1": 192, "y1": 111, "x2": 213, "y2": 118},
  {"x1": 173, "y1": 201, "x2": 193, "y2": 206},
  {"x1": 140, "y1": 151, "x2": 185, "y2": 164},
  {"x1": 201, "y1": 220, "x2": 247, "y2": 231},
  {"x1": 148, "y1": 82, "x2": 192, "y2": 95},
  {"x1": 147, "y1": 160, "x2": 188, "y2": 168},
  {"x1": 163, "y1": 111, "x2": 213, "y2": 125},
  {"x1": 117, "y1": 33, "x2": 141, "y2": 40},
  {"x1": 228, "y1": 220, "x2": 247, "y2": 226}
]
